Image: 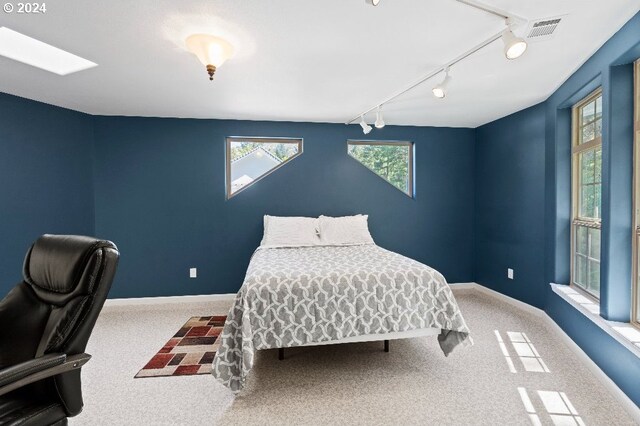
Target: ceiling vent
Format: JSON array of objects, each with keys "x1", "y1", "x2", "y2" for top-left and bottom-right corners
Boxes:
[{"x1": 525, "y1": 16, "x2": 565, "y2": 41}]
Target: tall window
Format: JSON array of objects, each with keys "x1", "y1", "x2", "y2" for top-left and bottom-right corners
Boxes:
[
  {"x1": 226, "y1": 137, "x2": 302, "y2": 198},
  {"x1": 347, "y1": 140, "x2": 414, "y2": 197},
  {"x1": 571, "y1": 89, "x2": 603, "y2": 298},
  {"x1": 633, "y1": 59, "x2": 640, "y2": 326}
]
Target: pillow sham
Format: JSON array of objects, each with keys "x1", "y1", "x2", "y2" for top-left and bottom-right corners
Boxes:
[
  {"x1": 260, "y1": 215, "x2": 320, "y2": 248},
  {"x1": 318, "y1": 215, "x2": 374, "y2": 246}
]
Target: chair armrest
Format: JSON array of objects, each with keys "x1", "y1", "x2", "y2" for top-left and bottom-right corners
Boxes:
[
  {"x1": 0, "y1": 353, "x2": 91, "y2": 397},
  {"x1": 0, "y1": 354, "x2": 66, "y2": 387}
]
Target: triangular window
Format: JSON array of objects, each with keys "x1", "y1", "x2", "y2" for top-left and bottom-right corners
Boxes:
[
  {"x1": 347, "y1": 140, "x2": 414, "y2": 197},
  {"x1": 226, "y1": 137, "x2": 302, "y2": 198}
]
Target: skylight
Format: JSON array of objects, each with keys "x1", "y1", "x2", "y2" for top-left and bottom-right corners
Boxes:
[{"x1": 0, "y1": 27, "x2": 97, "y2": 75}]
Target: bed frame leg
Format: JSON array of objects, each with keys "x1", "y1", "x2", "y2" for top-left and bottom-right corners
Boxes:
[
  {"x1": 279, "y1": 348, "x2": 284, "y2": 360},
  {"x1": 384, "y1": 340, "x2": 389, "y2": 353}
]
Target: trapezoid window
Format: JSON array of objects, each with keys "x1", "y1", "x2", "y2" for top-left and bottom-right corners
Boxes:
[
  {"x1": 347, "y1": 140, "x2": 414, "y2": 197},
  {"x1": 226, "y1": 137, "x2": 302, "y2": 198}
]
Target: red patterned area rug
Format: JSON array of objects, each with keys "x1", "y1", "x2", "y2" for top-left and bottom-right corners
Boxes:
[{"x1": 135, "y1": 315, "x2": 226, "y2": 378}]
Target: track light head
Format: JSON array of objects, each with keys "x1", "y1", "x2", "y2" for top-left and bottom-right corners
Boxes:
[
  {"x1": 375, "y1": 106, "x2": 385, "y2": 129},
  {"x1": 432, "y1": 69, "x2": 451, "y2": 99},
  {"x1": 359, "y1": 116, "x2": 373, "y2": 134},
  {"x1": 365, "y1": 0, "x2": 381, "y2": 5},
  {"x1": 502, "y1": 27, "x2": 527, "y2": 60}
]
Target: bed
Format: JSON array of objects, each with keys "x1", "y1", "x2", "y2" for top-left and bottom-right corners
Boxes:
[{"x1": 211, "y1": 224, "x2": 472, "y2": 392}]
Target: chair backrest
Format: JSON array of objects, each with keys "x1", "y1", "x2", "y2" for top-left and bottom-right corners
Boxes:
[{"x1": 0, "y1": 234, "x2": 119, "y2": 415}]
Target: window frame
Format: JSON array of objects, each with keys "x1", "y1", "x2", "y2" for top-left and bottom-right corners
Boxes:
[
  {"x1": 632, "y1": 59, "x2": 640, "y2": 328},
  {"x1": 346, "y1": 139, "x2": 415, "y2": 198},
  {"x1": 570, "y1": 88, "x2": 603, "y2": 300},
  {"x1": 225, "y1": 136, "x2": 303, "y2": 199}
]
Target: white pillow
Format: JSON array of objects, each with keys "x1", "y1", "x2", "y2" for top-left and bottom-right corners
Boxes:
[
  {"x1": 318, "y1": 215, "x2": 374, "y2": 246},
  {"x1": 260, "y1": 215, "x2": 320, "y2": 248}
]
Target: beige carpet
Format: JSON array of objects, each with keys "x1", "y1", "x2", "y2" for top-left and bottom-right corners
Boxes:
[{"x1": 71, "y1": 289, "x2": 637, "y2": 425}]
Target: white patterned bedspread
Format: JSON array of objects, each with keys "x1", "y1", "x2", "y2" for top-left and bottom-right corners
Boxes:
[{"x1": 211, "y1": 244, "x2": 472, "y2": 392}]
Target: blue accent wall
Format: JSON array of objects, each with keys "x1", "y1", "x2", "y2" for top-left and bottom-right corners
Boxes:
[
  {"x1": 600, "y1": 63, "x2": 634, "y2": 321},
  {"x1": 545, "y1": 13, "x2": 640, "y2": 299},
  {"x1": 544, "y1": 11, "x2": 640, "y2": 405},
  {"x1": 0, "y1": 93, "x2": 95, "y2": 297},
  {"x1": 478, "y1": 11, "x2": 640, "y2": 406},
  {"x1": 92, "y1": 117, "x2": 476, "y2": 298},
  {"x1": 475, "y1": 103, "x2": 546, "y2": 309}
]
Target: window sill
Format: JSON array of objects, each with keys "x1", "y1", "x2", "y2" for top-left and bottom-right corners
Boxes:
[{"x1": 550, "y1": 283, "x2": 640, "y2": 359}]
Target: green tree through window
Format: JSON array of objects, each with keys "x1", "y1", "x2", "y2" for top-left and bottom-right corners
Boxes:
[
  {"x1": 348, "y1": 141, "x2": 413, "y2": 196},
  {"x1": 230, "y1": 141, "x2": 298, "y2": 162}
]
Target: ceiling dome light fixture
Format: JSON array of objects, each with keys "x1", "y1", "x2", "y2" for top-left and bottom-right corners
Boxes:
[
  {"x1": 360, "y1": 116, "x2": 373, "y2": 134},
  {"x1": 365, "y1": 0, "x2": 381, "y2": 5},
  {"x1": 432, "y1": 68, "x2": 451, "y2": 99},
  {"x1": 185, "y1": 34, "x2": 235, "y2": 81},
  {"x1": 375, "y1": 106, "x2": 385, "y2": 129},
  {"x1": 502, "y1": 25, "x2": 527, "y2": 60}
]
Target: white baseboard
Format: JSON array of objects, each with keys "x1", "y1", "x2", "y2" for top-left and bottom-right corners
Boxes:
[
  {"x1": 466, "y1": 283, "x2": 547, "y2": 317},
  {"x1": 466, "y1": 282, "x2": 640, "y2": 420},
  {"x1": 448, "y1": 282, "x2": 477, "y2": 290},
  {"x1": 104, "y1": 293, "x2": 236, "y2": 307},
  {"x1": 106, "y1": 283, "x2": 475, "y2": 307}
]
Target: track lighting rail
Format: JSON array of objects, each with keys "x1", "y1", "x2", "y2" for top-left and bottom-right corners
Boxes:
[
  {"x1": 345, "y1": 30, "x2": 503, "y2": 125},
  {"x1": 455, "y1": 0, "x2": 525, "y2": 23},
  {"x1": 346, "y1": 0, "x2": 528, "y2": 127}
]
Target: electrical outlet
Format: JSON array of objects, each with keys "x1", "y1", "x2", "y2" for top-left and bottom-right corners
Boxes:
[
  {"x1": 507, "y1": 268, "x2": 514, "y2": 280},
  {"x1": 189, "y1": 268, "x2": 197, "y2": 278}
]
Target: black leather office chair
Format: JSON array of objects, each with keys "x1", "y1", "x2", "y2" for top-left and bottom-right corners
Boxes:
[{"x1": 0, "y1": 235, "x2": 119, "y2": 426}]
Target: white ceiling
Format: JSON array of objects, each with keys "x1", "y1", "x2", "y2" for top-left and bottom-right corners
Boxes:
[{"x1": 0, "y1": 0, "x2": 638, "y2": 128}]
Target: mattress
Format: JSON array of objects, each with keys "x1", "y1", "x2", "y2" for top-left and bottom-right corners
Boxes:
[{"x1": 211, "y1": 244, "x2": 472, "y2": 392}]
